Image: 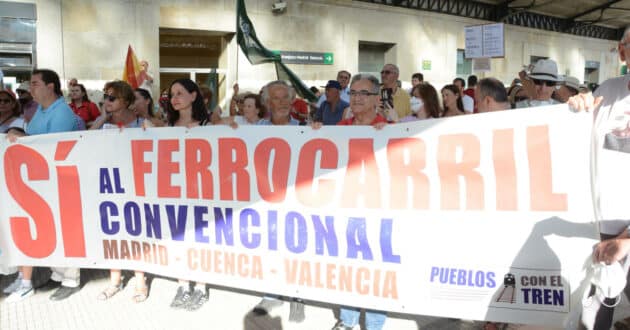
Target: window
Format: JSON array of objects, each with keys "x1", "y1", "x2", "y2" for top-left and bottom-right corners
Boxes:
[{"x1": 456, "y1": 49, "x2": 472, "y2": 77}]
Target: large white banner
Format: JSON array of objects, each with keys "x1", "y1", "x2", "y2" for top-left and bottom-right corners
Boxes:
[{"x1": 0, "y1": 105, "x2": 599, "y2": 326}]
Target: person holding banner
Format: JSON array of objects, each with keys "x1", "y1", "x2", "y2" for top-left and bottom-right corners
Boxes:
[
  {"x1": 332, "y1": 74, "x2": 388, "y2": 330},
  {"x1": 0, "y1": 89, "x2": 25, "y2": 133},
  {"x1": 252, "y1": 80, "x2": 305, "y2": 322},
  {"x1": 569, "y1": 25, "x2": 630, "y2": 330},
  {"x1": 90, "y1": 81, "x2": 143, "y2": 130},
  {"x1": 165, "y1": 78, "x2": 211, "y2": 311},
  {"x1": 5, "y1": 69, "x2": 80, "y2": 302},
  {"x1": 92, "y1": 80, "x2": 149, "y2": 303}
]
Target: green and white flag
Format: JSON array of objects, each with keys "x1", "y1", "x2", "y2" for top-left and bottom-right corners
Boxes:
[{"x1": 236, "y1": 0, "x2": 317, "y2": 102}]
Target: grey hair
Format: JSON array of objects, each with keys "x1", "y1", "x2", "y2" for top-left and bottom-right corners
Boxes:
[
  {"x1": 383, "y1": 63, "x2": 399, "y2": 74},
  {"x1": 350, "y1": 74, "x2": 380, "y2": 94},
  {"x1": 477, "y1": 78, "x2": 508, "y2": 103},
  {"x1": 261, "y1": 80, "x2": 296, "y2": 104},
  {"x1": 622, "y1": 25, "x2": 630, "y2": 42}
]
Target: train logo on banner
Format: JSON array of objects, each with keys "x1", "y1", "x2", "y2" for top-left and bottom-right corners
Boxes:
[
  {"x1": 490, "y1": 269, "x2": 568, "y2": 313},
  {"x1": 496, "y1": 273, "x2": 516, "y2": 303}
]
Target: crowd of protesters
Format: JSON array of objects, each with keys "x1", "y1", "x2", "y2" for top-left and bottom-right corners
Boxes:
[{"x1": 0, "y1": 26, "x2": 628, "y2": 329}]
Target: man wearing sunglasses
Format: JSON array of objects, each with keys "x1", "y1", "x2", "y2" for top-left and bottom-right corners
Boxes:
[
  {"x1": 516, "y1": 59, "x2": 562, "y2": 109},
  {"x1": 380, "y1": 63, "x2": 411, "y2": 120}
]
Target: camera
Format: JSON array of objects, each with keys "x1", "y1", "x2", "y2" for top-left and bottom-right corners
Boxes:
[{"x1": 380, "y1": 88, "x2": 393, "y2": 108}]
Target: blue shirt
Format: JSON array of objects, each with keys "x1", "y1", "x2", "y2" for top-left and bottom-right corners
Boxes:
[
  {"x1": 315, "y1": 99, "x2": 349, "y2": 125},
  {"x1": 316, "y1": 87, "x2": 350, "y2": 107},
  {"x1": 26, "y1": 97, "x2": 79, "y2": 135},
  {"x1": 257, "y1": 117, "x2": 300, "y2": 126}
]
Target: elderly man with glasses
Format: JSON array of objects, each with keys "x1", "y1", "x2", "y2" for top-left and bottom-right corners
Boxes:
[{"x1": 516, "y1": 59, "x2": 562, "y2": 108}]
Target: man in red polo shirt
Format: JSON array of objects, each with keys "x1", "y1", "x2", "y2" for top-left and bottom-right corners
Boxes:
[{"x1": 337, "y1": 74, "x2": 387, "y2": 127}]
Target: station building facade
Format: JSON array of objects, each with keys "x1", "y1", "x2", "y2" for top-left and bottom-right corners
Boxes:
[{"x1": 0, "y1": 0, "x2": 621, "y2": 105}]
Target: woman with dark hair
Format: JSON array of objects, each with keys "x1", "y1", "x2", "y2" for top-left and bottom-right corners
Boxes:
[
  {"x1": 400, "y1": 83, "x2": 442, "y2": 122},
  {"x1": 166, "y1": 78, "x2": 208, "y2": 127},
  {"x1": 166, "y1": 78, "x2": 210, "y2": 311},
  {"x1": 134, "y1": 88, "x2": 164, "y2": 127},
  {"x1": 0, "y1": 89, "x2": 24, "y2": 133},
  {"x1": 222, "y1": 93, "x2": 265, "y2": 126},
  {"x1": 69, "y1": 83, "x2": 101, "y2": 127},
  {"x1": 441, "y1": 84, "x2": 465, "y2": 117}
]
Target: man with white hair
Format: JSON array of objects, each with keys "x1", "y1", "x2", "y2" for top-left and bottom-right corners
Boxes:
[{"x1": 380, "y1": 63, "x2": 411, "y2": 120}]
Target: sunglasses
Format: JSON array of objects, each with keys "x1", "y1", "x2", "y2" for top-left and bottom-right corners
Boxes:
[
  {"x1": 0, "y1": 98, "x2": 11, "y2": 104},
  {"x1": 103, "y1": 94, "x2": 117, "y2": 102},
  {"x1": 381, "y1": 70, "x2": 394, "y2": 75},
  {"x1": 532, "y1": 79, "x2": 556, "y2": 87}
]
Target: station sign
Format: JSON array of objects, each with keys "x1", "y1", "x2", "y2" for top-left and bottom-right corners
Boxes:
[{"x1": 273, "y1": 50, "x2": 334, "y2": 65}]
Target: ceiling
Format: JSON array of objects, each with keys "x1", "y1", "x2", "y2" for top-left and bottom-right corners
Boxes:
[
  {"x1": 357, "y1": 0, "x2": 630, "y2": 40},
  {"x1": 479, "y1": 0, "x2": 630, "y2": 29}
]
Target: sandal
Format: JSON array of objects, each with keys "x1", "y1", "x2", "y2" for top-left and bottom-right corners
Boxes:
[
  {"x1": 97, "y1": 284, "x2": 122, "y2": 300},
  {"x1": 132, "y1": 286, "x2": 148, "y2": 303}
]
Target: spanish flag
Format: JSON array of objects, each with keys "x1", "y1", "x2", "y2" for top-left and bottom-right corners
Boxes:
[{"x1": 122, "y1": 45, "x2": 145, "y2": 89}]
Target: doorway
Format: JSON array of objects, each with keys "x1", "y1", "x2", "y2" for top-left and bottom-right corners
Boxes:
[{"x1": 159, "y1": 28, "x2": 232, "y2": 106}]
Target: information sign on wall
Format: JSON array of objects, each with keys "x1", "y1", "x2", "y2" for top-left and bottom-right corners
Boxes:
[{"x1": 465, "y1": 23, "x2": 505, "y2": 59}]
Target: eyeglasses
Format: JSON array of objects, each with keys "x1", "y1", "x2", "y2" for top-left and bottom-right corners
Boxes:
[
  {"x1": 349, "y1": 90, "x2": 379, "y2": 97},
  {"x1": 380, "y1": 70, "x2": 394, "y2": 75},
  {"x1": 16, "y1": 90, "x2": 27, "y2": 95},
  {"x1": 0, "y1": 98, "x2": 11, "y2": 104},
  {"x1": 532, "y1": 79, "x2": 556, "y2": 87},
  {"x1": 103, "y1": 94, "x2": 117, "y2": 102}
]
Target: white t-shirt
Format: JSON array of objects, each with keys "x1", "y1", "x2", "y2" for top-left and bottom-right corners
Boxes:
[
  {"x1": 462, "y1": 94, "x2": 474, "y2": 113},
  {"x1": 591, "y1": 74, "x2": 630, "y2": 234}
]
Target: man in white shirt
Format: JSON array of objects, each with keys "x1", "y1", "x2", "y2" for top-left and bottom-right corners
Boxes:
[{"x1": 453, "y1": 77, "x2": 474, "y2": 113}]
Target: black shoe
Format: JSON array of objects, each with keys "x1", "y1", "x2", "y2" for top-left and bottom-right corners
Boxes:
[
  {"x1": 170, "y1": 286, "x2": 191, "y2": 309},
  {"x1": 49, "y1": 285, "x2": 80, "y2": 301},
  {"x1": 184, "y1": 289, "x2": 208, "y2": 311},
  {"x1": 36, "y1": 279, "x2": 61, "y2": 292}
]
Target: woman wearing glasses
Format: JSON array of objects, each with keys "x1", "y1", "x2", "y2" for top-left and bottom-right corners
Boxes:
[
  {"x1": 90, "y1": 81, "x2": 144, "y2": 130},
  {"x1": 165, "y1": 78, "x2": 211, "y2": 312},
  {"x1": 0, "y1": 89, "x2": 24, "y2": 133},
  {"x1": 91, "y1": 81, "x2": 149, "y2": 303},
  {"x1": 440, "y1": 84, "x2": 465, "y2": 117}
]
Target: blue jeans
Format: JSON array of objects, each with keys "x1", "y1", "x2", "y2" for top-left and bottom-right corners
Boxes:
[{"x1": 339, "y1": 306, "x2": 386, "y2": 330}]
